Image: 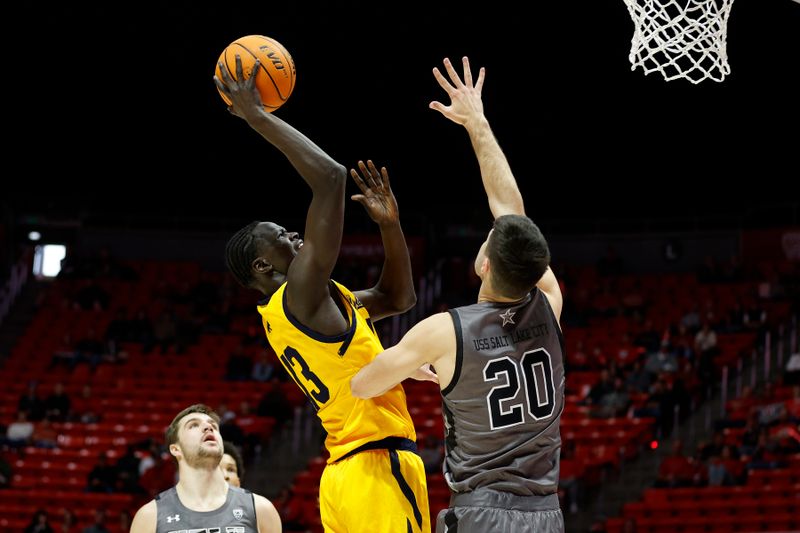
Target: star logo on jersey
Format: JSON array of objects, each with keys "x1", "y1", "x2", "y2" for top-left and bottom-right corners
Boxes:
[
  {"x1": 165, "y1": 514, "x2": 180, "y2": 523},
  {"x1": 499, "y1": 308, "x2": 516, "y2": 326},
  {"x1": 232, "y1": 508, "x2": 244, "y2": 520}
]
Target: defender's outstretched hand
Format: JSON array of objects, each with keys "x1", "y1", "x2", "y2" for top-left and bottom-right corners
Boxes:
[
  {"x1": 214, "y1": 55, "x2": 264, "y2": 121},
  {"x1": 429, "y1": 56, "x2": 486, "y2": 126},
  {"x1": 350, "y1": 160, "x2": 399, "y2": 226}
]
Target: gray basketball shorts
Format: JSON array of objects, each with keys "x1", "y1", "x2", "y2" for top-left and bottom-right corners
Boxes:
[{"x1": 435, "y1": 491, "x2": 564, "y2": 533}]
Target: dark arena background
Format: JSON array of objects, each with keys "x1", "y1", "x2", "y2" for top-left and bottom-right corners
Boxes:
[{"x1": 2, "y1": 1, "x2": 799, "y2": 531}]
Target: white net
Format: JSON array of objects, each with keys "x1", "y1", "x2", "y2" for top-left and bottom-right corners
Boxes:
[{"x1": 624, "y1": 0, "x2": 735, "y2": 84}]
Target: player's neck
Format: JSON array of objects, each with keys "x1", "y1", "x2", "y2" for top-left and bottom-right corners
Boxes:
[
  {"x1": 477, "y1": 281, "x2": 519, "y2": 304},
  {"x1": 175, "y1": 465, "x2": 228, "y2": 511}
]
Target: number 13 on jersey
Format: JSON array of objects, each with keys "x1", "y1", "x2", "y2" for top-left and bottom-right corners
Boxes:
[{"x1": 280, "y1": 346, "x2": 330, "y2": 411}]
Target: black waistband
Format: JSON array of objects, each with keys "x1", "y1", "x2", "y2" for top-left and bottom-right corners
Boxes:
[{"x1": 335, "y1": 436, "x2": 418, "y2": 463}]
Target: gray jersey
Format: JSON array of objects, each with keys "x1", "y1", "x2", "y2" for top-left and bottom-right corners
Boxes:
[
  {"x1": 441, "y1": 288, "x2": 565, "y2": 497},
  {"x1": 155, "y1": 485, "x2": 258, "y2": 533}
]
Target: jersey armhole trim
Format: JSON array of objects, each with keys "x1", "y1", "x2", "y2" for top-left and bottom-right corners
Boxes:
[{"x1": 441, "y1": 309, "x2": 463, "y2": 397}]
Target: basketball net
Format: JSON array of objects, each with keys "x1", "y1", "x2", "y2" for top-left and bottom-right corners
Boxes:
[{"x1": 624, "y1": 0, "x2": 735, "y2": 84}]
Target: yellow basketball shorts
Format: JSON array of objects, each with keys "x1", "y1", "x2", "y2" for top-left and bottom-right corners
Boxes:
[{"x1": 320, "y1": 448, "x2": 431, "y2": 533}]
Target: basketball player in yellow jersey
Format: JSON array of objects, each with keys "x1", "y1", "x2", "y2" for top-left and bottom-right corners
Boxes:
[{"x1": 216, "y1": 56, "x2": 433, "y2": 533}]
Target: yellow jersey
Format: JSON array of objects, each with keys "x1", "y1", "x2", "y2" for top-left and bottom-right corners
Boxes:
[{"x1": 257, "y1": 280, "x2": 416, "y2": 462}]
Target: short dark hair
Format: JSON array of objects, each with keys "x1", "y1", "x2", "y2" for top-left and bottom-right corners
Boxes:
[
  {"x1": 486, "y1": 214, "x2": 550, "y2": 299},
  {"x1": 165, "y1": 404, "x2": 220, "y2": 448},
  {"x1": 223, "y1": 440, "x2": 245, "y2": 480},
  {"x1": 225, "y1": 221, "x2": 260, "y2": 287}
]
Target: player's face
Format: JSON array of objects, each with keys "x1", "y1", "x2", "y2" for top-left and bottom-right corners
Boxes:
[
  {"x1": 220, "y1": 453, "x2": 241, "y2": 487},
  {"x1": 175, "y1": 413, "x2": 223, "y2": 468},
  {"x1": 253, "y1": 221, "x2": 304, "y2": 274}
]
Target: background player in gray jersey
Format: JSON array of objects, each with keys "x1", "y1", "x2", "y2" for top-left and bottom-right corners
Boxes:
[
  {"x1": 221, "y1": 439, "x2": 244, "y2": 488},
  {"x1": 352, "y1": 57, "x2": 565, "y2": 533},
  {"x1": 130, "y1": 404, "x2": 281, "y2": 533}
]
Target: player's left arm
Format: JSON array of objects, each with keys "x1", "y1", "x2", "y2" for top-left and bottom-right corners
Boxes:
[
  {"x1": 350, "y1": 161, "x2": 416, "y2": 321},
  {"x1": 254, "y1": 494, "x2": 282, "y2": 533},
  {"x1": 351, "y1": 312, "x2": 453, "y2": 398}
]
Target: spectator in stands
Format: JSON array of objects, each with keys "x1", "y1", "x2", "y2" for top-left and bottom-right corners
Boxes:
[
  {"x1": 634, "y1": 318, "x2": 662, "y2": 353},
  {"x1": 644, "y1": 340, "x2": 679, "y2": 378},
  {"x1": 81, "y1": 509, "x2": 110, "y2": 533},
  {"x1": 273, "y1": 485, "x2": 305, "y2": 532},
  {"x1": 743, "y1": 430, "x2": 784, "y2": 470},
  {"x1": 767, "y1": 407, "x2": 800, "y2": 455},
  {"x1": 57, "y1": 509, "x2": 76, "y2": 533},
  {"x1": 45, "y1": 382, "x2": 71, "y2": 421},
  {"x1": 655, "y1": 440, "x2": 698, "y2": 487},
  {"x1": 635, "y1": 379, "x2": 674, "y2": 438},
  {"x1": 670, "y1": 323, "x2": 695, "y2": 360},
  {"x1": 73, "y1": 328, "x2": 107, "y2": 370},
  {"x1": 50, "y1": 334, "x2": 78, "y2": 370},
  {"x1": 5, "y1": 410, "x2": 34, "y2": 448},
  {"x1": 137, "y1": 446, "x2": 176, "y2": 497},
  {"x1": 70, "y1": 384, "x2": 100, "y2": 423},
  {"x1": 137, "y1": 440, "x2": 159, "y2": 477},
  {"x1": 17, "y1": 380, "x2": 45, "y2": 421},
  {"x1": 698, "y1": 430, "x2": 726, "y2": 461},
  {"x1": 151, "y1": 310, "x2": 178, "y2": 354},
  {"x1": 597, "y1": 377, "x2": 631, "y2": 418},
  {"x1": 739, "y1": 410, "x2": 762, "y2": 456},
  {"x1": 706, "y1": 449, "x2": 736, "y2": 486},
  {"x1": 724, "y1": 299, "x2": 747, "y2": 333},
  {"x1": 695, "y1": 321, "x2": 719, "y2": 390},
  {"x1": 680, "y1": 304, "x2": 701, "y2": 334},
  {"x1": 221, "y1": 439, "x2": 244, "y2": 487},
  {"x1": 625, "y1": 360, "x2": 652, "y2": 394},
  {"x1": 585, "y1": 369, "x2": 614, "y2": 407},
  {"x1": 251, "y1": 349, "x2": 275, "y2": 382},
  {"x1": 743, "y1": 300, "x2": 767, "y2": 331},
  {"x1": 86, "y1": 453, "x2": 118, "y2": 493},
  {"x1": 32, "y1": 417, "x2": 58, "y2": 448},
  {"x1": 24, "y1": 510, "x2": 54, "y2": 533},
  {"x1": 694, "y1": 321, "x2": 718, "y2": 357},
  {"x1": 218, "y1": 405, "x2": 245, "y2": 449},
  {"x1": 115, "y1": 443, "x2": 140, "y2": 479}
]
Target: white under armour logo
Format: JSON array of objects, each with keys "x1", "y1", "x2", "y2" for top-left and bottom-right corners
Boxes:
[
  {"x1": 499, "y1": 308, "x2": 515, "y2": 326},
  {"x1": 166, "y1": 514, "x2": 180, "y2": 523}
]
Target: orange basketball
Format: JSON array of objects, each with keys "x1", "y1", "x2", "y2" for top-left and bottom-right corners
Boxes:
[{"x1": 215, "y1": 35, "x2": 296, "y2": 112}]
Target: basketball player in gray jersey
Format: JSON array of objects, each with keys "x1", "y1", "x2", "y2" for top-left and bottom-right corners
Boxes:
[
  {"x1": 352, "y1": 56, "x2": 565, "y2": 533},
  {"x1": 130, "y1": 404, "x2": 281, "y2": 533}
]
